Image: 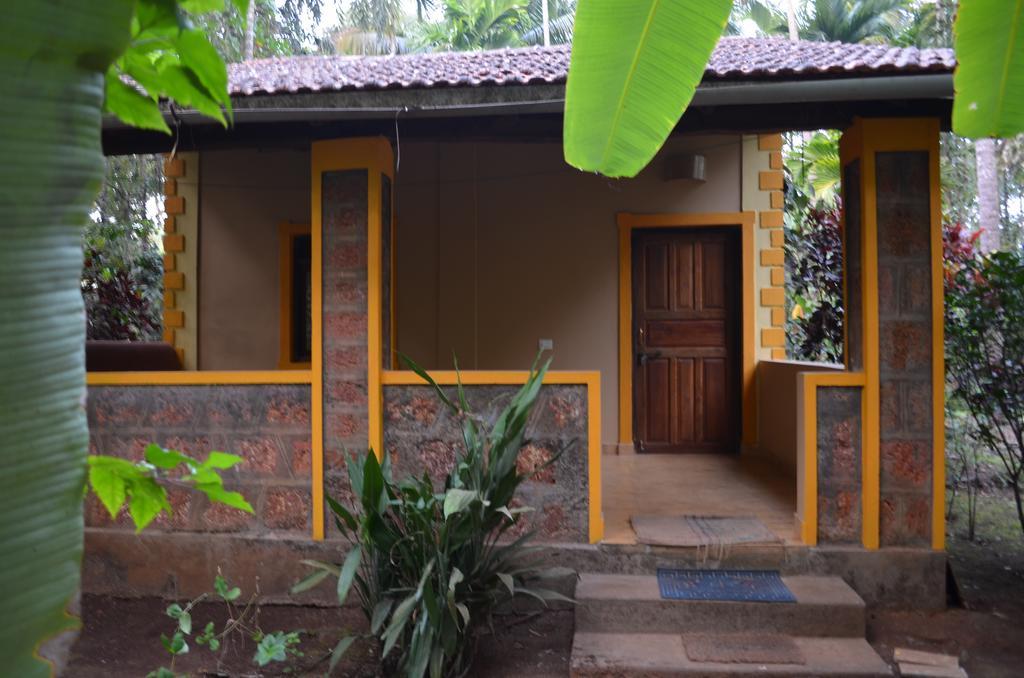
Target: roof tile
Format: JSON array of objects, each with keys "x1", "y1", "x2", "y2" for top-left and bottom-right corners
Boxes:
[{"x1": 228, "y1": 37, "x2": 955, "y2": 97}]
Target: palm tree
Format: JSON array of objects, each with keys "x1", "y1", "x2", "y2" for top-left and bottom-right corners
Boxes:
[
  {"x1": 519, "y1": 0, "x2": 576, "y2": 46},
  {"x1": 726, "y1": 1, "x2": 790, "y2": 38},
  {"x1": 415, "y1": 0, "x2": 528, "y2": 51},
  {"x1": 802, "y1": 0, "x2": 908, "y2": 43}
]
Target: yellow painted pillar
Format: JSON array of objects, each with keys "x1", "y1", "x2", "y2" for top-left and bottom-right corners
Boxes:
[{"x1": 838, "y1": 118, "x2": 943, "y2": 551}]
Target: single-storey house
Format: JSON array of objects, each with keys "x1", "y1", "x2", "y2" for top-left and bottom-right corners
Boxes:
[{"x1": 87, "y1": 37, "x2": 955, "y2": 657}]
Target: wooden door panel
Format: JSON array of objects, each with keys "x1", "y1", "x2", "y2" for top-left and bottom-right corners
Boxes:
[
  {"x1": 633, "y1": 228, "x2": 740, "y2": 454},
  {"x1": 646, "y1": 319, "x2": 726, "y2": 348}
]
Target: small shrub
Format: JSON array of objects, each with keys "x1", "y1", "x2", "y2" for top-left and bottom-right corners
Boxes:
[{"x1": 296, "y1": 355, "x2": 575, "y2": 677}]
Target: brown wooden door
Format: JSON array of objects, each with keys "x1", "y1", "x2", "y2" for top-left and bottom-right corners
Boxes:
[{"x1": 633, "y1": 228, "x2": 740, "y2": 453}]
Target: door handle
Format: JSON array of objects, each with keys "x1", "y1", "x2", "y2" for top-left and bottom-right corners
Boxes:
[{"x1": 637, "y1": 350, "x2": 662, "y2": 365}]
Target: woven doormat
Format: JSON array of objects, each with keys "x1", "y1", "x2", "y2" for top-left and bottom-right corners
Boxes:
[
  {"x1": 656, "y1": 568, "x2": 796, "y2": 603},
  {"x1": 631, "y1": 515, "x2": 781, "y2": 549},
  {"x1": 684, "y1": 633, "x2": 805, "y2": 665}
]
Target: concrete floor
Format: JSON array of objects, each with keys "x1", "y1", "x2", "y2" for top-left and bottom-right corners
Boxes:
[{"x1": 601, "y1": 453, "x2": 799, "y2": 545}]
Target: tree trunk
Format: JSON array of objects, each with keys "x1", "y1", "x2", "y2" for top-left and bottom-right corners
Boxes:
[
  {"x1": 786, "y1": 0, "x2": 800, "y2": 41},
  {"x1": 0, "y1": 1, "x2": 130, "y2": 674},
  {"x1": 975, "y1": 137, "x2": 1001, "y2": 252},
  {"x1": 245, "y1": 0, "x2": 256, "y2": 60}
]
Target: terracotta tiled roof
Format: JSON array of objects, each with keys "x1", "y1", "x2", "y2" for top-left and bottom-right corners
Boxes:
[{"x1": 228, "y1": 37, "x2": 955, "y2": 97}]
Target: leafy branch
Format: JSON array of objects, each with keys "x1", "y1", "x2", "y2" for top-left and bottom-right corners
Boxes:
[{"x1": 87, "y1": 443, "x2": 253, "y2": 532}]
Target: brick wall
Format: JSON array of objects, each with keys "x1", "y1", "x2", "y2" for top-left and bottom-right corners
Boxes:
[
  {"x1": 87, "y1": 385, "x2": 312, "y2": 535},
  {"x1": 817, "y1": 386, "x2": 863, "y2": 544},
  {"x1": 876, "y1": 151, "x2": 934, "y2": 547},
  {"x1": 377, "y1": 383, "x2": 591, "y2": 542}
]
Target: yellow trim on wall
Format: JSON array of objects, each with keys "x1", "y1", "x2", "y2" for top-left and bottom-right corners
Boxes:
[
  {"x1": 798, "y1": 370, "x2": 867, "y2": 545},
  {"x1": 278, "y1": 222, "x2": 312, "y2": 370},
  {"x1": 86, "y1": 370, "x2": 313, "y2": 385},
  {"x1": 382, "y1": 369, "x2": 604, "y2": 543},
  {"x1": 312, "y1": 137, "x2": 395, "y2": 539},
  {"x1": 615, "y1": 212, "x2": 758, "y2": 448}
]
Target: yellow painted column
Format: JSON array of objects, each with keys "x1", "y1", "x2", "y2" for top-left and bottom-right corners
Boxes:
[
  {"x1": 838, "y1": 118, "x2": 943, "y2": 551},
  {"x1": 310, "y1": 138, "x2": 395, "y2": 540}
]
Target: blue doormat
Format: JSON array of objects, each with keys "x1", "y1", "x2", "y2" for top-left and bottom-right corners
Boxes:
[{"x1": 656, "y1": 569, "x2": 796, "y2": 603}]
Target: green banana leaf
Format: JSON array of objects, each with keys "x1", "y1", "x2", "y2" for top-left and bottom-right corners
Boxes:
[
  {"x1": 0, "y1": 1, "x2": 132, "y2": 674},
  {"x1": 952, "y1": 0, "x2": 1024, "y2": 138},
  {"x1": 563, "y1": 0, "x2": 732, "y2": 178}
]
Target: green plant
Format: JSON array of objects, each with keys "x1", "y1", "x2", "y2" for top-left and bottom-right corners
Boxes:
[
  {"x1": 88, "y1": 444, "x2": 253, "y2": 531},
  {"x1": 1, "y1": 2, "x2": 239, "y2": 671},
  {"x1": 147, "y1": 573, "x2": 303, "y2": 677},
  {"x1": 295, "y1": 355, "x2": 574, "y2": 677},
  {"x1": 414, "y1": 0, "x2": 529, "y2": 51},
  {"x1": 945, "y1": 249, "x2": 1024, "y2": 535},
  {"x1": 564, "y1": 0, "x2": 1022, "y2": 181}
]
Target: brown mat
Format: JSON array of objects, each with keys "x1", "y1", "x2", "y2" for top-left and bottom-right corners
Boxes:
[
  {"x1": 631, "y1": 515, "x2": 781, "y2": 548},
  {"x1": 683, "y1": 633, "x2": 805, "y2": 665}
]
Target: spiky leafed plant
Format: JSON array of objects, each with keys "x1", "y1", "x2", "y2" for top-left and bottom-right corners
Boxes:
[
  {"x1": 801, "y1": 0, "x2": 908, "y2": 44},
  {"x1": 414, "y1": 0, "x2": 529, "y2": 51},
  {"x1": 297, "y1": 355, "x2": 574, "y2": 677}
]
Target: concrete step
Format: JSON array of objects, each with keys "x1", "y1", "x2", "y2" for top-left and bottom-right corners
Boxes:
[
  {"x1": 571, "y1": 632, "x2": 892, "y2": 677},
  {"x1": 575, "y1": 574, "x2": 865, "y2": 637}
]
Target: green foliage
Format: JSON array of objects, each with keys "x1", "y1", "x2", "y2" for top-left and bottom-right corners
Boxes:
[
  {"x1": 801, "y1": 0, "x2": 907, "y2": 43},
  {"x1": 945, "y1": 249, "x2": 1024, "y2": 535},
  {"x1": 82, "y1": 218, "x2": 164, "y2": 341},
  {"x1": 296, "y1": 354, "x2": 574, "y2": 677},
  {"x1": 414, "y1": 0, "x2": 530, "y2": 51},
  {"x1": 104, "y1": 0, "x2": 247, "y2": 133},
  {"x1": 563, "y1": 0, "x2": 732, "y2": 178},
  {"x1": 952, "y1": 0, "x2": 1024, "y2": 138},
  {"x1": 147, "y1": 574, "x2": 302, "y2": 677},
  {"x1": 87, "y1": 444, "x2": 253, "y2": 532}
]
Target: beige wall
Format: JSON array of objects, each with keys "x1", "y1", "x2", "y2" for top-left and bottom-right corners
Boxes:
[
  {"x1": 394, "y1": 136, "x2": 743, "y2": 443},
  {"x1": 198, "y1": 148, "x2": 310, "y2": 369},
  {"x1": 757, "y1": 359, "x2": 843, "y2": 469}
]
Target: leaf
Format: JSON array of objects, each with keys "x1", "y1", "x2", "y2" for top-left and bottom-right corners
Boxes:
[
  {"x1": 177, "y1": 611, "x2": 192, "y2": 634},
  {"x1": 382, "y1": 594, "x2": 417, "y2": 657},
  {"x1": 443, "y1": 488, "x2": 478, "y2": 519},
  {"x1": 88, "y1": 462, "x2": 127, "y2": 518},
  {"x1": 563, "y1": 0, "x2": 732, "y2": 177},
  {"x1": 214, "y1": 574, "x2": 241, "y2": 601},
  {"x1": 155, "y1": 64, "x2": 227, "y2": 126},
  {"x1": 181, "y1": 0, "x2": 225, "y2": 12},
  {"x1": 166, "y1": 603, "x2": 183, "y2": 619},
  {"x1": 254, "y1": 632, "x2": 288, "y2": 666},
  {"x1": 497, "y1": 572, "x2": 515, "y2": 595},
  {"x1": 195, "y1": 483, "x2": 254, "y2": 513},
  {"x1": 290, "y1": 568, "x2": 331, "y2": 594},
  {"x1": 126, "y1": 476, "x2": 171, "y2": 531},
  {"x1": 952, "y1": 0, "x2": 1024, "y2": 137},
  {"x1": 144, "y1": 444, "x2": 190, "y2": 470},
  {"x1": 104, "y1": 69, "x2": 170, "y2": 133},
  {"x1": 177, "y1": 29, "x2": 232, "y2": 118},
  {"x1": 371, "y1": 598, "x2": 393, "y2": 633},
  {"x1": 326, "y1": 494, "x2": 358, "y2": 532},
  {"x1": 201, "y1": 451, "x2": 243, "y2": 470},
  {"x1": 329, "y1": 636, "x2": 356, "y2": 672},
  {"x1": 337, "y1": 546, "x2": 362, "y2": 605}
]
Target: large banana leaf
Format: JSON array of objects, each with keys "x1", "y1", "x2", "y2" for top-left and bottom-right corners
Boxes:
[
  {"x1": 563, "y1": 0, "x2": 732, "y2": 178},
  {"x1": 0, "y1": 1, "x2": 131, "y2": 674},
  {"x1": 953, "y1": 0, "x2": 1024, "y2": 138}
]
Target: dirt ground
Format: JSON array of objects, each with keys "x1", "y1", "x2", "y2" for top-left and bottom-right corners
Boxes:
[
  {"x1": 68, "y1": 490, "x2": 1024, "y2": 677},
  {"x1": 67, "y1": 595, "x2": 572, "y2": 677}
]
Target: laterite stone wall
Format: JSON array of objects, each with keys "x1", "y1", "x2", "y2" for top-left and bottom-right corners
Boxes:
[
  {"x1": 86, "y1": 385, "x2": 312, "y2": 535},
  {"x1": 817, "y1": 386, "x2": 863, "y2": 544},
  {"x1": 321, "y1": 169, "x2": 372, "y2": 521},
  {"x1": 876, "y1": 152, "x2": 934, "y2": 546},
  {"x1": 380, "y1": 383, "x2": 590, "y2": 542}
]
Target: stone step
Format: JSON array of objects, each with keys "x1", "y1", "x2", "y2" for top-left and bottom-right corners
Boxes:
[
  {"x1": 575, "y1": 573, "x2": 865, "y2": 637},
  {"x1": 571, "y1": 632, "x2": 892, "y2": 677}
]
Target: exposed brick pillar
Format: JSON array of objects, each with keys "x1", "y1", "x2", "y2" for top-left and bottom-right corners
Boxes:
[
  {"x1": 311, "y1": 139, "x2": 394, "y2": 539},
  {"x1": 838, "y1": 118, "x2": 944, "y2": 550}
]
